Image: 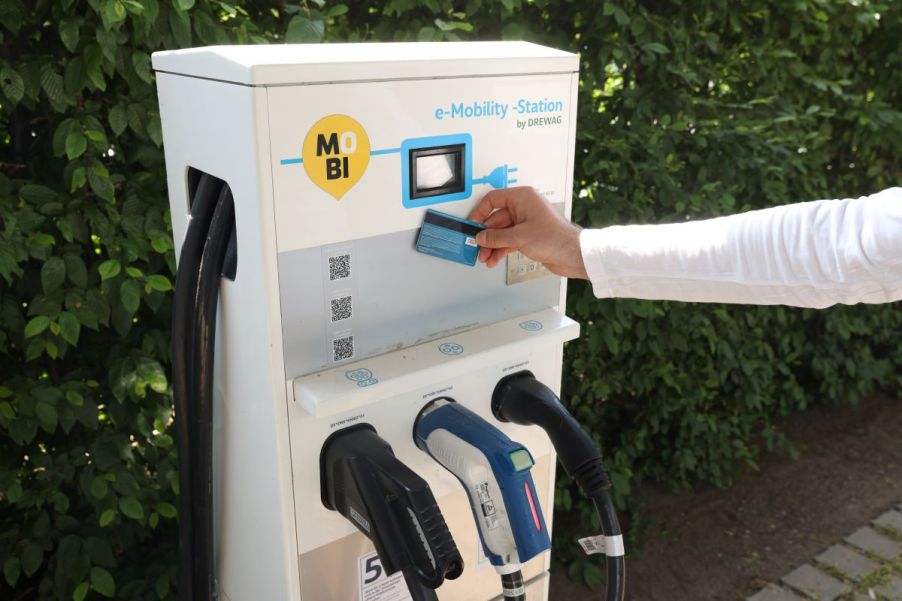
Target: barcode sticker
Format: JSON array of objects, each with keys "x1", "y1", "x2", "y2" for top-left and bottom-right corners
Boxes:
[
  {"x1": 577, "y1": 534, "x2": 625, "y2": 557},
  {"x1": 332, "y1": 335, "x2": 355, "y2": 362},
  {"x1": 329, "y1": 253, "x2": 351, "y2": 280},
  {"x1": 330, "y1": 295, "x2": 353, "y2": 322}
]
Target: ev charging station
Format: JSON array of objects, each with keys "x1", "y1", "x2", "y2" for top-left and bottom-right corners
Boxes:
[{"x1": 153, "y1": 42, "x2": 620, "y2": 601}]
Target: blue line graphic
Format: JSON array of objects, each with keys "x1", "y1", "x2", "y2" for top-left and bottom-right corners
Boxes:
[{"x1": 280, "y1": 147, "x2": 398, "y2": 166}]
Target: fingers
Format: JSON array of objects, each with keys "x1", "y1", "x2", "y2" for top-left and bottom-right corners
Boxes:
[
  {"x1": 485, "y1": 247, "x2": 516, "y2": 268},
  {"x1": 483, "y1": 208, "x2": 513, "y2": 229},
  {"x1": 468, "y1": 189, "x2": 512, "y2": 223},
  {"x1": 476, "y1": 225, "x2": 519, "y2": 250}
]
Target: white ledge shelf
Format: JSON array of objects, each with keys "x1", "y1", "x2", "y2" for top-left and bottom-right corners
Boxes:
[{"x1": 292, "y1": 309, "x2": 579, "y2": 418}]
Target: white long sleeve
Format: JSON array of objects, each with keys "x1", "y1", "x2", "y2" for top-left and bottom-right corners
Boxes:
[{"x1": 579, "y1": 187, "x2": 902, "y2": 308}]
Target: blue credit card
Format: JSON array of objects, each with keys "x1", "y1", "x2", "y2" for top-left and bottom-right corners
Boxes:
[{"x1": 415, "y1": 209, "x2": 485, "y2": 266}]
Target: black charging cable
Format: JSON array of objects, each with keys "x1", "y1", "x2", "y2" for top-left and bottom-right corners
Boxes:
[
  {"x1": 501, "y1": 570, "x2": 526, "y2": 600},
  {"x1": 172, "y1": 173, "x2": 235, "y2": 601},
  {"x1": 492, "y1": 371, "x2": 626, "y2": 601}
]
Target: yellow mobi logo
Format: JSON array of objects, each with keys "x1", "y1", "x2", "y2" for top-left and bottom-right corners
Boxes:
[{"x1": 302, "y1": 114, "x2": 370, "y2": 200}]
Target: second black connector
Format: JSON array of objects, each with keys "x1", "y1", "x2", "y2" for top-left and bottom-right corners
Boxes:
[{"x1": 320, "y1": 423, "x2": 463, "y2": 601}]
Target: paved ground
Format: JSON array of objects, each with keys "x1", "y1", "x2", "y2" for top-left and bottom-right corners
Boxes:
[
  {"x1": 548, "y1": 393, "x2": 902, "y2": 600},
  {"x1": 748, "y1": 505, "x2": 902, "y2": 601}
]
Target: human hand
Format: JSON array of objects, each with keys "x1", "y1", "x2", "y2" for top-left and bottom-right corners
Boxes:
[{"x1": 467, "y1": 187, "x2": 587, "y2": 279}]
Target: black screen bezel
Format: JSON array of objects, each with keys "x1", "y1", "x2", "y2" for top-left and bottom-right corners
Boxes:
[{"x1": 409, "y1": 144, "x2": 466, "y2": 199}]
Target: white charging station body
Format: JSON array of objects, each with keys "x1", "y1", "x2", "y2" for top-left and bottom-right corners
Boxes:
[{"x1": 153, "y1": 42, "x2": 580, "y2": 601}]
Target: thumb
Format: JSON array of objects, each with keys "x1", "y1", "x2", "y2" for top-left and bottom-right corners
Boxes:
[{"x1": 477, "y1": 225, "x2": 521, "y2": 250}]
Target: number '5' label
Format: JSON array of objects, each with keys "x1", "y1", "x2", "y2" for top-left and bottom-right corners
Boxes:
[{"x1": 358, "y1": 551, "x2": 412, "y2": 601}]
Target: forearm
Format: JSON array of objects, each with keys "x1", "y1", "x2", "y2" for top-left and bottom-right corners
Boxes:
[{"x1": 579, "y1": 188, "x2": 902, "y2": 308}]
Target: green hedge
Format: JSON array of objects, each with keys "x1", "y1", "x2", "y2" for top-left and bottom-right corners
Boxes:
[{"x1": 1, "y1": 1, "x2": 899, "y2": 598}]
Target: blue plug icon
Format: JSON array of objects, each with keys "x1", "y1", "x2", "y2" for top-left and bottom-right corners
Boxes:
[{"x1": 473, "y1": 164, "x2": 518, "y2": 189}]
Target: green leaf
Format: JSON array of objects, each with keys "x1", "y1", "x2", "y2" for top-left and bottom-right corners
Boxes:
[
  {"x1": 90, "y1": 476, "x2": 109, "y2": 499},
  {"x1": 25, "y1": 338, "x2": 45, "y2": 360},
  {"x1": 42, "y1": 256, "x2": 67, "y2": 292},
  {"x1": 4, "y1": 557, "x2": 20, "y2": 588},
  {"x1": 146, "y1": 274, "x2": 172, "y2": 292},
  {"x1": 168, "y1": 8, "x2": 192, "y2": 47},
  {"x1": 326, "y1": 4, "x2": 348, "y2": 17},
  {"x1": 286, "y1": 16, "x2": 325, "y2": 43},
  {"x1": 64, "y1": 253, "x2": 88, "y2": 287},
  {"x1": 20, "y1": 183, "x2": 58, "y2": 204},
  {"x1": 176, "y1": 0, "x2": 195, "y2": 9},
  {"x1": 0, "y1": 401, "x2": 14, "y2": 419},
  {"x1": 132, "y1": 51, "x2": 153, "y2": 84},
  {"x1": 84, "y1": 44, "x2": 107, "y2": 91},
  {"x1": 149, "y1": 371, "x2": 168, "y2": 393},
  {"x1": 40, "y1": 64, "x2": 70, "y2": 110},
  {"x1": 119, "y1": 496, "x2": 144, "y2": 520},
  {"x1": 155, "y1": 573, "x2": 170, "y2": 599},
  {"x1": 99, "y1": 509, "x2": 116, "y2": 527},
  {"x1": 147, "y1": 114, "x2": 163, "y2": 146},
  {"x1": 71, "y1": 166, "x2": 87, "y2": 192},
  {"x1": 642, "y1": 42, "x2": 670, "y2": 55},
  {"x1": 73, "y1": 582, "x2": 90, "y2": 601},
  {"x1": 59, "y1": 312, "x2": 81, "y2": 345},
  {"x1": 53, "y1": 491, "x2": 70, "y2": 513},
  {"x1": 90, "y1": 566, "x2": 115, "y2": 597},
  {"x1": 6, "y1": 481, "x2": 23, "y2": 502},
  {"x1": 66, "y1": 389, "x2": 84, "y2": 406},
  {"x1": 21, "y1": 540, "x2": 43, "y2": 577},
  {"x1": 98, "y1": 259, "x2": 121, "y2": 280},
  {"x1": 35, "y1": 402, "x2": 58, "y2": 432},
  {"x1": 0, "y1": 66, "x2": 25, "y2": 104},
  {"x1": 25, "y1": 316, "x2": 51, "y2": 338},
  {"x1": 87, "y1": 165, "x2": 115, "y2": 201},
  {"x1": 120, "y1": 279, "x2": 141, "y2": 315},
  {"x1": 66, "y1": 131, "x2": 88, "y2": 161},
  {"x1": 59, "y1": 20, "x2": 80, "y2": 52},
  {"x1": 109, "y1": 105, "x2": 128, "y2": 136},
  {"x1": 156, "y1": 502, "x2": 177, "y2": 518},
  {"x1": 102, "y1": 0, "x2": 127, "y2": 24},
  {"x1": 85, "y1": 129, "x2": 105, "y2": 143}
]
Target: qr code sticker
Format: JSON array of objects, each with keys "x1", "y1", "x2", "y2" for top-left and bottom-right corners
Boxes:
[
  {"x1": 332, "y1": 335, "x2": 355, "y2": 362},
  {"x1": 328, "y1": 254, "x2": 351, "y2": 281},
  {"x1": 330, "y1": 295, "x2": 353, "y2": 322}
]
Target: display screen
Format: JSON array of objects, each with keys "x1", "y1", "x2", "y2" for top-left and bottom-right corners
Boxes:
[
  {"x1": 416, "y1": 154, "x2": 457, "y2": 191},
  {"x1": 409, "y1": 144, "x2": 465, "y2": 199}
]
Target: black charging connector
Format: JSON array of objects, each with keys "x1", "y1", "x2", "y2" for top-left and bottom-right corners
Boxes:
[
  {"x1": 320, "y1": 424, "x2": 464, "y2": 601},
  {"x1": 492, "y1": 371, "x2": 626, "y2": 601}
]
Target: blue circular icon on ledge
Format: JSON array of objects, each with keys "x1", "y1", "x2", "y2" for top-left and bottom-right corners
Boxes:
[
  {"x1": 519, "y1": 320, "x2": 543, "y2": 332},
  {"x1": 438, "y1": 342, "x2": 464, "y2": 356},
  {"x1": 345, "y1": 368, "x2": 373, "y2": 382},
  {"x1": 346, "y1": 368, "x2": 378, "y2": 386}
]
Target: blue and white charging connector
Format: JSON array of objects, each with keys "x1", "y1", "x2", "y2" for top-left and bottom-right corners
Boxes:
[{"x1": 414, "y1": 398, "x2": 549, "y2": 601}]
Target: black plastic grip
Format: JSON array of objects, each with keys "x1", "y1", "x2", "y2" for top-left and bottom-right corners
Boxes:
[
  {"x1": 320, "y1": 424, "x2": 463, "y2": 592},
  {"x1": 492, "y1": 371, "x2": 608, "y2": 494}
]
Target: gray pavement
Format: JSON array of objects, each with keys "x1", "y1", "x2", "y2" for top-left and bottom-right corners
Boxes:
[{"x1": 747, "y1": 506, "x2": 902, "y2": 601}]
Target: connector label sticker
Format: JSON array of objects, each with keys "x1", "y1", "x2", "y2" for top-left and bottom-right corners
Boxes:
[
  {"x1": 475, "y1": 482, "x2": 499, "y2": 530},
  {"x1": 350, "y1": 507, "x2": 371, "y2": 533},
  {"x1": 358, "y1": 551, "x2": 412, "y2": 601}
]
